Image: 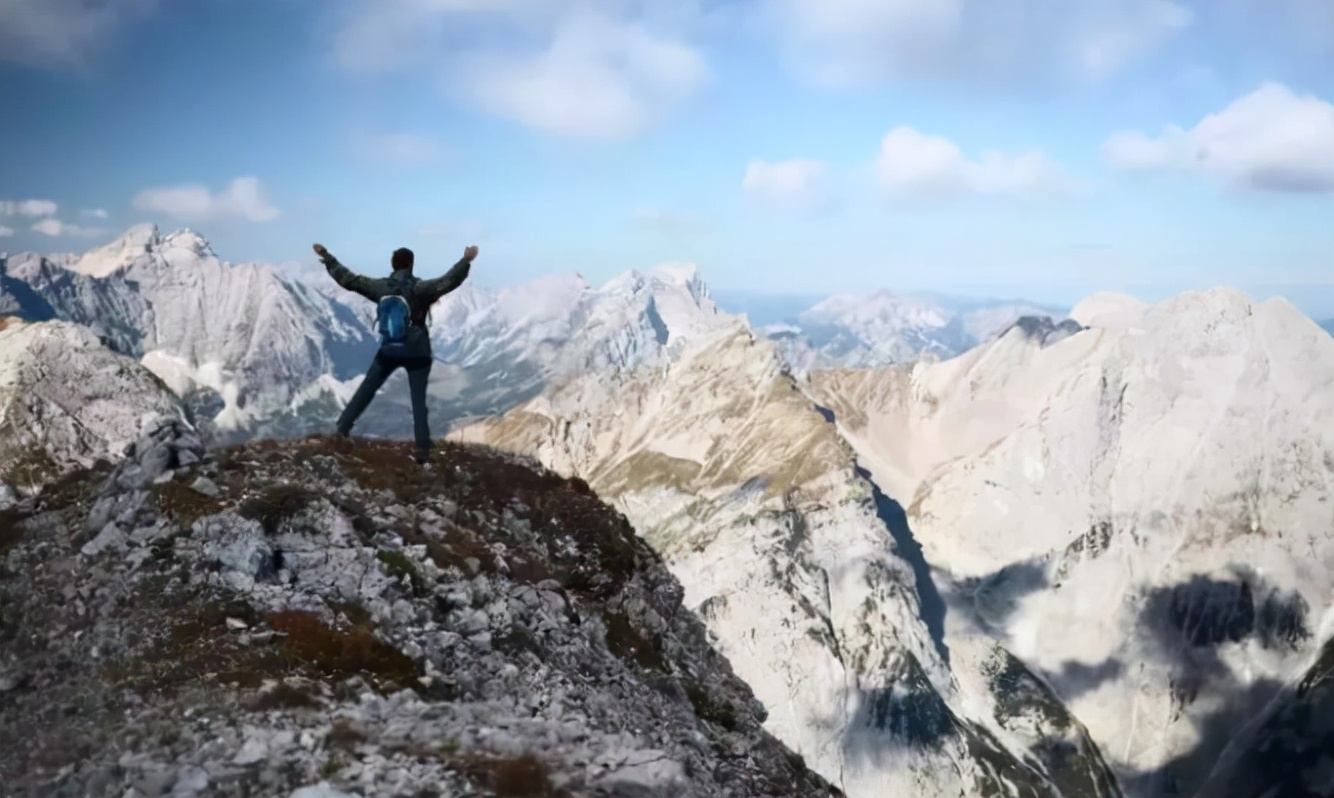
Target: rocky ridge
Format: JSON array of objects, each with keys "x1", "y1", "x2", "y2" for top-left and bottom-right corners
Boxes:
[
  {"x1": 0, "y1": 426, "x2": 840, "y2": 797},
  {"x1": 0, "y1": 316, "x2": 190, "y2": 502},
  {"x1": 454, "y1": 322, "x2": 1122, "y2": 797}
]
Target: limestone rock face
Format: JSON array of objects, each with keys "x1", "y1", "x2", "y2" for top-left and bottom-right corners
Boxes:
[
  {"x1": 455, "y1": 322, "x2": 1124, "y2": 798},
  {"x1": 805, "y1": 288, "x2": 1334, "y2": 796},
  {"x1": 0, "y1": 316, "x2": 191, "y2": 499}
]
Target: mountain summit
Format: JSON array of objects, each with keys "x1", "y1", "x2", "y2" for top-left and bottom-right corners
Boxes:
[{"x1": 0, "y1": 431, "x2": 840, "y2": 797}]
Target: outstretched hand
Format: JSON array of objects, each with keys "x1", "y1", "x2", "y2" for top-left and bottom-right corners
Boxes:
[
  {"x1": 463, "y1": 245, "x2": 479, "y2": 263},
  {"x1": 312, "y1": 243, "x2": 329, "y2": 258}
]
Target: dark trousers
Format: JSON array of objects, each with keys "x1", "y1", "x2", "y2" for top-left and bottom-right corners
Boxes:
[{"x1": 337, "y1": 352, "x2": 433, "y2": 456}]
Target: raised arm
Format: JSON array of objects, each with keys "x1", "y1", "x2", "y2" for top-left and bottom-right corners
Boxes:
[
  {"x1": 312, "y1": 243, "x2": 378, "y2": 300},
  {"x1": 419, "y1": 245, "x2": 479, "y2": 302}
]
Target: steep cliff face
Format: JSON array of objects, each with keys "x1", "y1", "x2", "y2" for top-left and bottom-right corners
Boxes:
[
  {"x1": 804, "y1": 288, "x2": 1334, "y2": 795},
  {"x1": 0, "y1": 317, "x2": 190, "y2": 501},
  {"x1": 0, "y1": 429, "x2": 840, "y2": 798},
  {"x1": 454, "y1": 322, "x2": 1122, "y2": 797}
]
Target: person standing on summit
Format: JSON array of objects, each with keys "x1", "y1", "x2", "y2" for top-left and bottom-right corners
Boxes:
[{"x1": 312, "y1": 242, "x2": 479, "y2": 464}]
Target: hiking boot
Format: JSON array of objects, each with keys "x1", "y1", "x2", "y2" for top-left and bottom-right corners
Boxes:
[{"x1": 413, "y1": 450, "x2": 431, "y2": 466}]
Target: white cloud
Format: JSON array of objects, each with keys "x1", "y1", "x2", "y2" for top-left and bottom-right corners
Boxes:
[
  {"x1": 0, "y1": 0, "x2": 157, "y2": 69},
  {"x1": 132, "y1": 177, "x2": 280, "y2": 222},
  {"x1": 874, "y1": 126, "x2": 1083, "y2": 199},
  {"x1": 30, "y1": 218, "x2": 108, "y2": 238},
  {"x1": 335, "y1": 1, "x2": 709, "y2": 139},
  {"x1": 743, "y1": 159, "x2": 827, "y2": 201},
  {"x1": 0, "y1": 199, "x2": 58, "y2": 217},
  {"x1": 758, "y1": 0, "x2": 1190, "y2": 87},
  {"x1": 1103, "y1": 83, "x2": 1334, "y2": 194},
  {"x1": 81, "y1": 208, "x2": 110, "y2": 219},
  {"x1": 358, "y1": 132, "x2": 447, "y2": 166},
  {"x1": 458, "y1": 13, "x2": 707, "y2": 139},
  {"x1": 0, "y1": 226, "x2": 13, "y2": 238},
  {"x1": 31, "y1": 219, "x2": 64, "y2": 236}
]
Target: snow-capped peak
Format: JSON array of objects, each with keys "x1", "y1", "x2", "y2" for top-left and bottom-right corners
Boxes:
[
  {"x1": 69, "y1": 223, "x2": 162, "y2": 278},
  {"x1": 646, "y1": 261, "x2": 700, "y2": 285},
  {"x1": 160, "y1": 228, "x2": 217, "y2": 261},
  {"x1": 1068, "y1": 290, "x2": 1148, "y2": 328},
  {"x1": 800, "y1": 290, "x2": 952, "y2": 329}
]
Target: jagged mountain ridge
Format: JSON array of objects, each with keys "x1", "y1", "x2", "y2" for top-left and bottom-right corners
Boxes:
[
  {"x1": 742, "y1": 289, "x2": 1064, "y2": 374},
  {"x1": 0, "y1": 425, "x2": 842, "y2": 797},
  {"x1": 454, "y1": 321, "x2": 1123, "y2": 798},
  {"x1": 803, "y1": 288, "x2": 1334, "y2": 796},
  {"x1": 1, "y1": 225, "x2": 379, "y2": 435},
  {"x1": 1, "y1": 228, "x2": 744, "y2": 443}
]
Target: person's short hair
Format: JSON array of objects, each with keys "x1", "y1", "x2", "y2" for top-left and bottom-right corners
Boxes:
[{"x1": 391, "y1": 247, "x2": 414, "y2": 272}]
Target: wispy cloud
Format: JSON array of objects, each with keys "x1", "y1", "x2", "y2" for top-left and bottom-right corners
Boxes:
[
  {"x1": 335, "y1": 1, "x2": 709, "y2": 140},
  {"x1": 30, "y1": 218, "x2": 109, "y2": 238},
  {"x1": 875, "y1": 126, "x2": 1085, "y2": 200},
  {"x1": 0, "y1": 226, "x2": 14, "y2": 238},
  {"x1": 0, "y1": 0, "x2": 158, "y2": 70},
  {"x1": 1, "y1": 199, "x2": 58, "y2": 217},
  {"x1": 742, "y1": 158, "x2": 840, "y2": 216},
  {"x1": 132, "y1": 176, "x2": 280, "y2": 222},
  {"x1": 756, "y1": 0, "x2": 1190, "y2": 88},
  {"x1": 1104, "y1": 83, "x2": 1334, "y2": 194},
  {"x1": 81, "y1": 208, "x2": 110, "y2": 219}
]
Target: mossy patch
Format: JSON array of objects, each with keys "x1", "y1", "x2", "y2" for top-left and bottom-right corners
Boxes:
[
  {"x1": 336, "y1": 440, "x2": 443, "y2": 505},
  {"x1": 0, "y1": 445, "x2": 60, "y2": 493},
  {"x1": 682, "y1": 677, "x2": 740, "y2": 731},
  {"x1": 376, "y1": 549, "x2": 427, "y2": 596},
  {"x1": 0, "y1": 510, "x2": 25, "y2": 555},
  {"x1": 238, "y1": 484, "x2": 318, "y2": 534},
  {"x1": 602, "y1": 608, "x2": 665, "y2": 672},
  {"x1": 326, "y1": 717, "x2": 367, "y2": 752},
  {"x1": 248, "y1": 682, "x2": 322, "y2": 711},
  {"x1": 325, "y1": 598, "x2": 372, "y2": 626},
  {"x1": 435, "y1": 750, "x2": 560, "y2": 798},
  {"x1": 107, "y1": 594, "x2": 422, "y2": 699},
  {"x1": 153, "y1": 480, "x2": 226, "y2": 527},
  {"x1": 266, "y1": 609, "x2": 419, "y2": 690}
]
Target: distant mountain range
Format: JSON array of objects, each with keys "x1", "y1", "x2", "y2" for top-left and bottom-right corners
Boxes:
[
  {"x1": 716, "y1": 288, "x2": 1067, "y2": 373},
  {"x1": 0, "y1": 226, "x2": 1073, "y2": 441},
  {"x1": 5, "y1": 226, "x2": 1334, "y2": 797}
]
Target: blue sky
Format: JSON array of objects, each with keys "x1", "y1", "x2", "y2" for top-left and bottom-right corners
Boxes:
[{"x1": 1, "y1": 0, "x2": 1332, "y2": 314}]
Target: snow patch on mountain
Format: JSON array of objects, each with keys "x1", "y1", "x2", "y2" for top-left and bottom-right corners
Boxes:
[{"x1": 68, "y1": 222, "x2": 164, "y2": 278}]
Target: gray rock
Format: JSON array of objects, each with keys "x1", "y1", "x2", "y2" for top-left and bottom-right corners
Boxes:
[
  {"x1": 189, "y1": 476, "x2": 220, "y2": 498},
  {"x1": 0, "y1": 436, "x2": 841, "y2": 798},
  {"x1": 593, "y1": 750, "x2": 688, "y2": 797},
  {"x1": 81, "y1": 523, "x2": 127, "y2": 557},
  {"x1": 289, "y1": 783, "x2": 361, "y2": 798}
]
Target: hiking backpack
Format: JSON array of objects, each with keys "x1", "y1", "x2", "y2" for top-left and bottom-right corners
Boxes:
[{"x1": 376, "y1": 275, "x2": 420, "y2": 346}]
